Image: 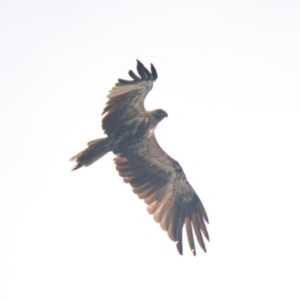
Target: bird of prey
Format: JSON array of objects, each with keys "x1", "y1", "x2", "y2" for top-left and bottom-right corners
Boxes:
[{"x1": 71, "y1": 60, "x2": 209, "y2": 255}]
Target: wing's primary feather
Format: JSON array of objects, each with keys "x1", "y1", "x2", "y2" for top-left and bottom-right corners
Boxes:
[
  {"x1": 150, "y1": 64, "x2": 158, "y2": 80},
  {"x1": 128, "y1": 70, "x2": 140, "y2": 81},
  {"x1": 113, "y1": 134, "x2": 209, "y2": 255},
  {"x1": 137, "y1": 60, "x2": 152, "y2": 79}
]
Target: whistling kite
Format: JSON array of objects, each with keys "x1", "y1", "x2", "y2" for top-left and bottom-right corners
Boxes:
[{"x1": 71, "y1": 60, "x2": 209, "y2": 255}]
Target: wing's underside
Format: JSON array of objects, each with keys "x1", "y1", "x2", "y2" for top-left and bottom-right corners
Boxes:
[
  {"x1": 101, "y1": 61, "x2": 158, "y2": 137},
  {"x1": 114, "y1": 134, "x2": 209, "y2": 255}
]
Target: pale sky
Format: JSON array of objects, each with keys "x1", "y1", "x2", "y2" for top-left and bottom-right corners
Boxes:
[{"x1": 1, "y1": 1, "x2": 300, "y2": 299}]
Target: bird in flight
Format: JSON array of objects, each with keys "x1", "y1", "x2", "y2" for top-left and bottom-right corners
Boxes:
[{"x1": 71, "y1": 60, "x2": 209, "y2": 255}]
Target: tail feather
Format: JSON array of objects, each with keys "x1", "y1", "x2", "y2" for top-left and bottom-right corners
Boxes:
[{"x1": 70, "y1": 137, "x2": 113, "y2": 170}]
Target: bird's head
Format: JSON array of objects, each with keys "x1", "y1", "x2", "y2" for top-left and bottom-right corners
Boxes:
[{"x1": 151, "y1": 109, "x2": 168, "y2": 123}]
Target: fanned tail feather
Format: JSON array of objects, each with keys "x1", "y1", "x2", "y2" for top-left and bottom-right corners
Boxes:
[{"x1": 70, "y1": 137, "x2": 113, "y2": 170}]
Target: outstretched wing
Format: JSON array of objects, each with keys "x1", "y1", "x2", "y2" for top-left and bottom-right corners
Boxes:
[
  {"x1": 102, "y1": 60, "x2": 158, "y2": 137},
  {"x1": 113, "y1": 134, "x2": 209, "y2": 255}
]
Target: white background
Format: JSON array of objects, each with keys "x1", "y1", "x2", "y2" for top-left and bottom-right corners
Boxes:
[{"x1": 1, "y1": 1, "x2": 300, "y2": 299}]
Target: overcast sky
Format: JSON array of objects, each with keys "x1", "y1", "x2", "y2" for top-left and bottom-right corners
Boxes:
[{"x1": 1, "y1": 1, "x2": 300, "y2": 299}]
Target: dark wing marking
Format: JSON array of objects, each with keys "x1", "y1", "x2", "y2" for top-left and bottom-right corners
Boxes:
[
  {"x1": 113, "y1": 134, "x2": 209, "y2": 256},
  {"x1": 102, "y1": 60, "x2": 158, "y2": 136}
]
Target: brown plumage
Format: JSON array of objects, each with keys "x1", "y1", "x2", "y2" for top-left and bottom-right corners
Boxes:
[{"x1": 71, "y1": 60, "x2": 209, "y2": 255}]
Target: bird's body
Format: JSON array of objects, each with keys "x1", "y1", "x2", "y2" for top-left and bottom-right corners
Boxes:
[{"x1": 71, "y1": 61, "x2": 209, "y2": 255}]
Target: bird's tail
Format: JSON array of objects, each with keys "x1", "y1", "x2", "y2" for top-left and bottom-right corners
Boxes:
[{"x1": 70, "y1": 137, "x2": 114, "y2": 171}]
